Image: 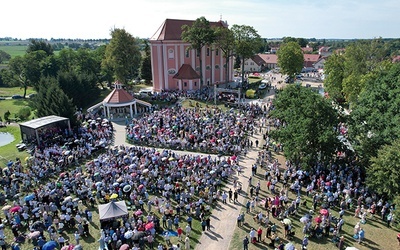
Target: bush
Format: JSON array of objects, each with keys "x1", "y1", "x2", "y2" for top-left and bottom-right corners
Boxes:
[
  {"x1": 17, "y1": 107, "x2": 31, "y2": 121},
  {"x1": 4, "y1": 110, "x2": 10, "y2": 121}
]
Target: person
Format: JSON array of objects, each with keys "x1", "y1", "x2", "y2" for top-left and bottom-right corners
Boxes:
[
  {"x1": 243, "y1": 236, "x2": 249, "y2": 250},
  {"x1": 337, "y1": 236, "x2": 345, "y2": 249},
  {"x1": 222, "y1": 192, "x2": 227, "y2": 204},
  {"x1": 358, "y1": 228, "x2": 365, "y2": 244},
  {"x1": 228, "y1": 189, "x2": 233, "y2": 202},
  {"x1": 185, "y1": 236, "x2": 190, "y2": 250},
  {"x1": 249, "y1": 228, "x2": 256, "y2": 243},
  {"x1": 206, "y1": 217, "x2": 211, "y2": 231},
  {"x1": 185, "y1": 224, "x2": 191, "y2": 236},
  {"x1": 177, "y1": 226, "x2": 183, "y2": 241},
  {"x1": 0, "y1": 238, "x2": 5, "y2": 250},
  {"x1": 257, "y1": 227, "x2": 263, "y2": 242},
  {"x1": 302, "y1": 235, "x2": 308, "y2": 250}
]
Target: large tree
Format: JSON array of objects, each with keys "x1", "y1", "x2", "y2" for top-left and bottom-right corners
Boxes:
[
  {"x1": 140, "y1": 40, "x2": 152, "y2": 84},
  {"x1": 231, "y1": 24, "x2": 262, "y2": 86},
  {"x1": 323, "y1": 53, "x2": 346, "y2": 103},
  {"x1": 277, "y1": 41, "x2": 304, "y2": 77},
  {"x1": 214, "y1": 26, "x2": 235, "y2": 84},
  {"x1": 27, "y1": 39, "x2": 54, "y2": 56},
  {"x1": 367, "y1": 139, "x2": 400, "y2": 199},
  {"x1": 270, "y1": 85, "x2": 341, "y2": 168},
  {"x1": 348, "y1": 62, "x2": 400, "y2": 164},
  {"x1": 6, "y1": 50, "x2": 47, "y2": 97},
  {"x1": 102, "y1": 28, "x2": 141, "y2": 83},
  {"x1": 0, "y1": 50, "x2": 11, "y2": 64},
  {"x1": 34, "y1": 77, "x2": 76, "y2": 124},
  {"x1": 181, "y1": 16, "x2": 216, "y2": 88}
]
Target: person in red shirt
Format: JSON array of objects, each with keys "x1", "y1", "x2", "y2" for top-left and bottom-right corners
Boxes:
[
  {"x1": 257, "y1": 227, "x2": 263, "y2": 242},
  {"x1": 177, "y1": 226, "x2": 183, "y2": 241}
]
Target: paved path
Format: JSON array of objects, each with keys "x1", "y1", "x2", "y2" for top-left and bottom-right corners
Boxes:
[
  {"x1": 194, "y1": 131, "x2": 263, "y2": 250},
  {"x1": 112, "y1": 119, "x2": 264, "y2": 250}
]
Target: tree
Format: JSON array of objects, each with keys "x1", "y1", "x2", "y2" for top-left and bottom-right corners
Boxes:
[
  {"x1": 27, "y1": 39, "x2": 54, "y2": 56},
  {"x1": 140, "y1": 40, "x2": 152, "y2": 84},
  {"x1": 214, "y1": 27, "x2": 235, "y2": 84},
  {"x1": 348, "y1": 62, "x2": 400, "y2": 165},
  {"x1": 231, "y1": 24, "x2": 262, "y2": 85},
  {"x1": 181, "y1": 16, "x2": 216, "y2": 88},
  {"x1": 324, "y1": 53, "x2": 346, "y2": 103},
  {"x1": 33, "y1": 77, "x2": 76, "y2": 124},
  {"x1": 277, "y1": 41, "x2": 304, "y2": 77},
  {"x1": 367, "y1": 139, "x2": 400, "y2": 199},
  {"x1": 270, "y1": 85, "x2": 341, "y2": 168},
  {"x1": 6, "y1": 50, "x2": 47, "y2": 97},
  {"x1": 0, "y1": 50, "x2": 11, "y2": 64},
  {"x1": 102, "y1": 28, "x2": 141, "y2": 83}
]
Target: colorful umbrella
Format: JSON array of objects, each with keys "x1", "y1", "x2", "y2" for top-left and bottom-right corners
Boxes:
[
  {"x1": 27, "y1": 231, "x2": 41, "y2": 239},
  {"x1": 145, "y1": 222, "x2": 154, "y2": 230},
  {"x1": 314, "y1": 217, "x2": 322, "y2": 224},
  {"x1": 135, "y1": 210, "x2": 143, "y2": 216},
  {"x1": 2, "y1": 205, "x2": 11, "y2": 211},
  {"x1": 110, "y1": 193, "x2": 118, "y2": 199},
  {"x1": 119, "y1": 244, "x2": 130, "y2": 250},
  {"x1": 320, "y1": 209, "x2": 329, "y2": 216},
  {"x1": 123, "y1": 185, "x2": 132, "y2": 193},
  {"x1": 124, "y1": 231, "x2": 133, "y2": 239},
  {"x1": 42, "y1": 241, "x2": 57, "y2": 250},
  {"x1": 24, "y1": 194, "x2": 35, "y2": 202},
  {"x1": 10, "y1": 206, "x2": 21, "y2": 213}
]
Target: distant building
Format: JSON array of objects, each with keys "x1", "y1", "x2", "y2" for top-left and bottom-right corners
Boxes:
[
  {"x1": 149, "y1": 19, "x2": 233, "y2": 92},
  {"x1": 303, "y1": 54, "x2": 321, "y2": 68},
  {"x1": 301, "y1": 46, "x2": 313, "y2": 53},
  {"x1": 318, "y1": 46, "x2": 332, "y2": 57},
  {"x1": 243, "y1": 54, "x2": 278, "y2": 72}
]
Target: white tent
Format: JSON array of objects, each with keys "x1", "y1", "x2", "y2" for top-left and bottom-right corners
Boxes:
[{"x1": 98, "y1": 201, "x2": 128, "y2": 221}]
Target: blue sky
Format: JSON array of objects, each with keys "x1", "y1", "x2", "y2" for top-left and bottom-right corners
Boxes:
[{"x1": 3, "y1": 0, "x2": 399, "y2": 39}]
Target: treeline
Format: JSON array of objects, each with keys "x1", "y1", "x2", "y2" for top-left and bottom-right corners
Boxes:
[{"x1": 0, "y1": 31, "x2": 152, "y2": 124}]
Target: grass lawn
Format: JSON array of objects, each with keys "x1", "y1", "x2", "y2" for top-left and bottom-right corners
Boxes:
[
  {"x1": 229, "y1": 150, "x2": 398, "y2": 250},
  {"x1": 0, "y1": 86, "x2": 36, "y2": 97},
  {"x1": 0, "y1": 99, "x2": 34, "y2": 121},
  {"x1": 0, "y1": 125, "x2": 28, "y2": 166},
  {"x1": 180, "y1": 99, "x2": 230, "y2": 112}
]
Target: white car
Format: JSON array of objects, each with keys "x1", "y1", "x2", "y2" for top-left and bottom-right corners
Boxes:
[{"x1": 258, "y1": 83, "x2": 267, "y2": 90}]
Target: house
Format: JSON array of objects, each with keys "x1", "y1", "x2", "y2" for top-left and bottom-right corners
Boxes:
[
  {"x1": 313, "y1": 57, "x2": 327, "y2": 70},
  {"x1": 392, "y1": 55, "x2": 400, "y2": 63},
  {"x1": 318, "y1": 46, "x2": 332, "y2": 57},
  {"x1": 303, "y1": 54, "x2": 321, "y2": 68},
  {"x1": 301, "y1": 47, "x2": 313, "y2": 53},
  {"x1": 269, "y1": 46, "x2": 279, "y2": 54},
  {"x1": 258, "y1": 54, "x2": 278, "y2": 69},
  {"x1": 149, "y1": 19, "x2": 233, "y2": 92},
  {"x1": 243, "y1": 54, "x2": 278, "y2": 73},
  {"x1": 243, "y1": 57, "x2": 262, "y2": 72}
]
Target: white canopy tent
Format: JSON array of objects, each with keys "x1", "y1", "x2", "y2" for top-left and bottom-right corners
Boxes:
[{"x1": 98, "y1": 201, "x2": 128, "y2": 221}]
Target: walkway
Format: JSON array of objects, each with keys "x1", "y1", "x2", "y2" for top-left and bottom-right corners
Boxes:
[{"x1": 194, "y1": 131, "x2": 263, "y2": 250}]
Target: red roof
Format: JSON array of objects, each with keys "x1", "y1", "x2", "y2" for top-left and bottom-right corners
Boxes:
[
  {"x1": 303, "y1": 54, "x2": 321, "y2": 63},
  {"x1": 103, "y1": 88, "x2": 134, "y2": 104},
  {"x1": 173, "y1": 64, "x2": 200, "y2": 80},
  {"x1": 257, "y1": 54, "x2": 278, "y2": 64},
  {"x1": 301, "y1": 47, "x2": 313, "y2": 53},
  {"x1": 150, "y1": 19, "x2": 227, "y2": 41}
]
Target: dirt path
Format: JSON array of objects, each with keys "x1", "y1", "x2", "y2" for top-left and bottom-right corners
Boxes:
[{"x1": 194, "y1": 132, "x2": 264, "y2": 250}]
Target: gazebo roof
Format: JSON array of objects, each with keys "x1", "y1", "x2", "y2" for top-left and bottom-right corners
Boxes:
[
  {"x1": 103, "y1": 87, "x2": 134, "y2": 104},
  {"x1": 173, "y1": 64, "x2": 200, "y2": 80}
]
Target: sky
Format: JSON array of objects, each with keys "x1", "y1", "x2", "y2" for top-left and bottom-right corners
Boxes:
[{"x1": 3, "y1": 0, "x2": 399, "y2": 40}]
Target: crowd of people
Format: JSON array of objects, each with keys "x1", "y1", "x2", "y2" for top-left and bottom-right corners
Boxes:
[
  {"x1": 126, "y1": 105, "x2": 263, "y2": 155},
  {"x1": 237, "y1": 115, "x2": 397, "y2": 250},
  {"x1": 0, "y1": 107, "x2": 244, "y2": 249}
]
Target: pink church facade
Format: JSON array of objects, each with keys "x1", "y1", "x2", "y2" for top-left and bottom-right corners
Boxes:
[{"x1": 149, "y1": 19, "x2": 233, "y2": 92}]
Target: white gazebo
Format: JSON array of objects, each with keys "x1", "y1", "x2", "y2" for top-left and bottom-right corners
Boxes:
[{"x1": 102, "y1": 82, "x2": 137, "y2": 119}]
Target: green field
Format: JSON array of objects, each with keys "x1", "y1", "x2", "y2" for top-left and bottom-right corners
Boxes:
[
  {"x1": 0, "y1": 45, "x2": 27, "y2": 58},
  {"x1": 0, "y1": 99, "x2": 34, "y2": 122}
]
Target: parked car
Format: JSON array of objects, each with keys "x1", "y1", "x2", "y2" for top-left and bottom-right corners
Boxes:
[
  {"x1": 28, "y1": 93, "x2": 36, "y2": 98},
  {"x1": 12, "y1": 95, "x2": 23, "y2": 99},
  {"x1": 258, "y1": 83, "x2": 267, "y2": 90}
]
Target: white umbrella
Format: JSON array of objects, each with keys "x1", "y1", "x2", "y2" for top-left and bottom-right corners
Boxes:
[
  {"x1": 345, "y1": 247, "x2": 360, "y2": 250},
  {"x1": 124, "y1": 230, "x2": 133, "y2": 239},
  {"x1": 285, "y1": 242, "x2": 295, "y2": 250},
  {"x1": 300, "y1": 216, "x2": 308, "y2": 224}
]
